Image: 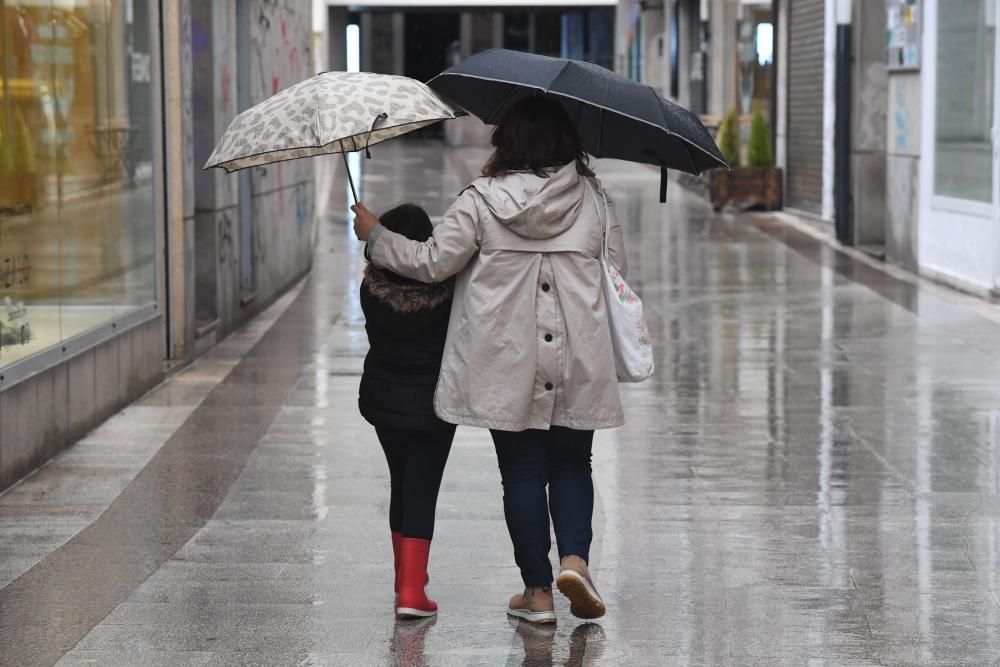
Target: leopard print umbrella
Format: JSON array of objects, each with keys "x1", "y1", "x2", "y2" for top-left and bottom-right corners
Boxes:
[{"x1": 204, "y1": 71, "x2": 464, "y2": 174}]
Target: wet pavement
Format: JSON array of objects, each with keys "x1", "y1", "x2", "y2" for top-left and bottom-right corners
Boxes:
[{"x1": 3, "y1": 140, "x2": 1000, "y2": 665}]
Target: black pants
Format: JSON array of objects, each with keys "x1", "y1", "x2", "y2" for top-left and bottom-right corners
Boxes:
[
  {"x1": 376, "y1": 424, "x2": 456, "y2": 540},
  {"x1": 490, "y1": 426, "x2": 595, "y2": 587}
]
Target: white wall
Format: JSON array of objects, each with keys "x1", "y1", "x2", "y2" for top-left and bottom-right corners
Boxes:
[
  {"x1": 775, "y1": 0, "x2": 788, "y2": 170},
  {"x1": 821, "y1": 0, "x2": 836, "y2": 222},
  {"x1": 917, "y1": 0, "x2": 999, "y2": 293},
  {"x1": 642, "y1": 7, "x2": 667, "y2": 93},
  {"x1": 614, "y1": 0, "x2": 632, "y2": 76}
]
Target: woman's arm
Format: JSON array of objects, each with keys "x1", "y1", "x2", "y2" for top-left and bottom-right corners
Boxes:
[{"x1": 353, "y1": 190, "x2": 480, "y2": 284}]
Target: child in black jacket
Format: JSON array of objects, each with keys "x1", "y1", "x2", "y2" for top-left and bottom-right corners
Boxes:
[{"x1": 358, "y1": 203, "x2": 455, "y2": 620}]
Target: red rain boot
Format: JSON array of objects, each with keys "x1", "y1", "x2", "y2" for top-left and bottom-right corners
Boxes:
[
  {"x1": 396, "y1": 537, "x2": 438, "y2": 619},
  {"x1": 392, "y1": 531, "x2": 402, "y2": 594},
  {"x1": 392, "y1": 531, "x2": 428, "y2": 594}
]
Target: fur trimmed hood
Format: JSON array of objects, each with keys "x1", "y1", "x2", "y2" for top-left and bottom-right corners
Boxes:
[{"x1": 363, "y1": 264, "x2": 453, "y2": 313}]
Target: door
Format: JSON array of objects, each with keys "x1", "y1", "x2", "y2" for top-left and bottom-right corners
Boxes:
[{"x1": 237, "y1": 0, "x2": 255, "y2": 299}]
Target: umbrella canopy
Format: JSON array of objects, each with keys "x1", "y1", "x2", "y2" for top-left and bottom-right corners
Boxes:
[
  {"x1": 428, "y1": 49, "x2": 726, "y2": 199},
  {"x1": 204, "y1": 71, "x2": 463, "y2": 174}
]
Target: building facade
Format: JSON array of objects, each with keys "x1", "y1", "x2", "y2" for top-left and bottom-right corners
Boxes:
[
  {"x1": 0, "y1": 0, "x2": 316, "y2": 492},
  {"x1": 617, "y1": 0, "x2": 1000, "y2": 296}
]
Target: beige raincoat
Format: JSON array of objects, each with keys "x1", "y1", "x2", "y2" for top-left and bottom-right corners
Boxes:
[{"x1": 368, "y1": 161, "x2": 628, "y2": 431}]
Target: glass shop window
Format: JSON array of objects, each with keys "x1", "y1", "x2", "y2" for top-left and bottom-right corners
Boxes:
[
  {"x1": 934, "y1": 0, "x2": 995, "y2": 202},
  {"x1": 0, "y1": 0, "x2": 157, "y2": 368}
]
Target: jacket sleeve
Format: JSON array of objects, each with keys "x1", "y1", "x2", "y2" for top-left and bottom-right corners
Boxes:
[
  {"x1": 602, "y1": 188, "x2": 629, "y2": 280},
  {"x1": 368, "y1": 190, "x2": 480, "y2": 284}
]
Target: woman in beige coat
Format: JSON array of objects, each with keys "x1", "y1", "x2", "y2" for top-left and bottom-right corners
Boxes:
[{"x1": 352, "y1": 96, "x2": 627, "y2": 624}]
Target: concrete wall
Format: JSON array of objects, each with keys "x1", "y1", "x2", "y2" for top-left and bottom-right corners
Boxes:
[
  {"x1": 850, "y1": 0, "x2": 888, "y2": 247},
  {"x1": 190, "y1": 0, "x2": 316, "y2": 354},
  {"x1": 327, "y1": 6, "x2": 348, "y2": 72},
  {"x1": 614, "y1": 0, "x2": 632, "y2": 75},
  {"x1": 886, "y1": 72, "x2": 921, "y2": 271},
  {"x1": 0, "y1": 317, "x2": 163, "y2": 490},
  {"x1": 246, "y1": 0, "x2": 316, "y2": 308},
  {"x1": 642, "y1": 6, "x2": 667, "y2": 95}
]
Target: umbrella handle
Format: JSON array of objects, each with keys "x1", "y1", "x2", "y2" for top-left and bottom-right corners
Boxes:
[
  {"x1": 342, "y1": 149, "x2": 358, "y2": 205},
  {"x1": 365, "y1": 113, "x2": 388, "y2": 159}
]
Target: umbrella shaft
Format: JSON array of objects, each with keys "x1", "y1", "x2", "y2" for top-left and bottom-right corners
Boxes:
[{"x1": 342, "y1": 150, "x2": 358, "y2": 205}]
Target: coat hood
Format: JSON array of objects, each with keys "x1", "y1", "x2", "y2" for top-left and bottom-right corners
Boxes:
[
  {"x1": 364, "y1": 264, "x2": 453, "y2": 313},
  {"x1": 465, "y1": 161, "x2": 586, "y2": 240}
]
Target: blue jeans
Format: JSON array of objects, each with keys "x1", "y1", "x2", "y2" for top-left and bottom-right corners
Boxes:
[{"x1": 490, "y1": 426, "x2": 595, "y2": 587}]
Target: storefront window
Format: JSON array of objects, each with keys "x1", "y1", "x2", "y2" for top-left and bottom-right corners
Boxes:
[
  {"x1": 934, "y1": 0, "x2": 995, "y2": 202},
  {"x1": 0, "y1": 0, "x2": 156, "y2": 368}
]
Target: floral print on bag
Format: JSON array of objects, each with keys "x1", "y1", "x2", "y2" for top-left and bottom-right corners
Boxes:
[{"x1": 595, "y1": 184, "x2": 653, "y2": 383}]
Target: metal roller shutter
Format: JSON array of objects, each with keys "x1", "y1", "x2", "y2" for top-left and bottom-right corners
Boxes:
[{"x1": 786, "y1": 0, "x2": 825, "y2": 214}]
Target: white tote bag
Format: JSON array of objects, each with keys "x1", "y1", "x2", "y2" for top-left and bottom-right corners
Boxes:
[{"x1": 593, "y1": 185, "x2": 654, "y2": 383}]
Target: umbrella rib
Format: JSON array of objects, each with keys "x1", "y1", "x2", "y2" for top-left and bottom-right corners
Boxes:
[
  {"x1": 313, "y1": 75, "x2": 322, "y2": 147},
  {"x1": 486, "y1": 60, "x2": 571, "y2": 125},
  {"x1": 652, "y1": 86, "x2": 699, "y2": 174},
  {"x1": 485, "y1": 85, "x2": 524, "y2": 125},
  {"x1": 546, "y1": 60, "x2": 574, "y2": 94},
  {"x1": 597, "y1": 107, "x2": 604, "y2": 157}
]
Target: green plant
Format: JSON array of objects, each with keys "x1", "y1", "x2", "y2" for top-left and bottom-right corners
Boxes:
[
  {"x1": 717, "y1": 108, "x2": 741, "y2": 168},
  {"x1": 747, "y1": 109, "x2": 774, "y2": 168}
]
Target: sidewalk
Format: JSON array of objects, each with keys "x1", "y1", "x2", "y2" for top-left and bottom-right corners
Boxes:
[{"x1": 3, "y1": 141, "x2": 1000, "y2": 665}]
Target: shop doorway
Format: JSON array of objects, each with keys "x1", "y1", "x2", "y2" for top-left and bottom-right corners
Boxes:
[
  {"x1": 404, "y1": 12, "x2": 459, "y2": 85},
  {"x1": 402, "y1": 12, "x2": 458, "y2": 139}
]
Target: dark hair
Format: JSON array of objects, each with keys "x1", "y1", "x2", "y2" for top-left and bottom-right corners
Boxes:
[
  {"x1": 379, "y1": 203, "x2": 433, "y2": 242},
  {"x1": 482, "y1": 95, "x2": 594, "y2": 179}
]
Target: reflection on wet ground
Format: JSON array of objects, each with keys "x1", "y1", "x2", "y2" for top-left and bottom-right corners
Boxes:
[{"x1": 2, "y1": 140, "x2": 1000, "y2": 665}]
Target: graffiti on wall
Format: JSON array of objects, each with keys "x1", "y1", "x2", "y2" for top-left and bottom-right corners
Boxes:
[
  {"x1": 250, "y1": 0, "x2": 311, "y2": 198},
  {"x1": 295, "y1": 183, "x2": 309, "y2": 232},
  {"x1": 252, "y1": 0, "x2": 308, "y2": 97},
  {"x1": 181, "y1": 0, "x2": 195, "y2": 210},
  {"x1": 218, "y1": 212, "x2": 236, "y2": 267}
]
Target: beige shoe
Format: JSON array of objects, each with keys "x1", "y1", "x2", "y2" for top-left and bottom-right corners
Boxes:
[
  {"x1": 556, "y1": 556, "x2": 606, "y2": 619},
  {"x1": 507, "y1": 585, "x2": 557, "y2": 624}
]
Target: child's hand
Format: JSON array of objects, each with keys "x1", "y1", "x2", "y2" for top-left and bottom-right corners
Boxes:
[{"x1": 352, "y1": 203, "x2": 379, "y2": 241}]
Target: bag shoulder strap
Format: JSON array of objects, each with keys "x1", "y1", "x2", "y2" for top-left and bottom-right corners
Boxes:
[{"x1": 586, "y1": 177, "x2": 611, "y2": 261}]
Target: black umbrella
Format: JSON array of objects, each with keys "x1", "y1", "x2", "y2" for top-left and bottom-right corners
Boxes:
[{"x1": 427, "y1": 48, "x2": 727, "y2": 202}]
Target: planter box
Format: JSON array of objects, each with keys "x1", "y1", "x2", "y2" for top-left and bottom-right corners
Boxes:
[{"x1": 710, "y1": 166, "x2": 782, "y2": 211}]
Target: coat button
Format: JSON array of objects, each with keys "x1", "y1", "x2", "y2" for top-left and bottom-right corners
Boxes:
[
  {"x1": 544, "y1": 382, "x2": 553, "y2": 391},
  {"x1": 541, "y1": 283, "x2": 550, "y2": 292},
  {"x1": 544, "y1": 333, "x2": 553, "y2": 342}
]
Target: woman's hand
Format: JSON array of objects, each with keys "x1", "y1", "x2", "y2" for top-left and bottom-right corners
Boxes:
[{"x1": 352, "y1": 203, "x2": 379, "y2": 241}]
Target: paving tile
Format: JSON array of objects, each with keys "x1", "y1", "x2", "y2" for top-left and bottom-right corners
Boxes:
[{"x1": 56, "y1": 649, "x2": 214, "y2": 667}]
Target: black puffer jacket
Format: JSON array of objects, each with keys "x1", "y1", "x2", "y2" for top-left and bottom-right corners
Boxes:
[{"x1": 359, "y1": 264, "x2": 454, "y2": 432}]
